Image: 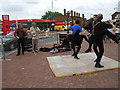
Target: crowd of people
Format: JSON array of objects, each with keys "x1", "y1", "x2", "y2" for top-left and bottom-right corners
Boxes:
[{"x1": 14, "y1": 13, "x2": 119, "y2": 68}]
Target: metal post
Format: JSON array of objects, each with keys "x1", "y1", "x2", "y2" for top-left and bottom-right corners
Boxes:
[
  {"x1": 0, "y1": 37, "x2": 11, "y2": 61},
  {"x1": 52, "y1": 0, "x2": 53, "y2": 12},
  {"x1": 56, "y1": 31, "x2": 58, "y2": 44},
  {"x1": 16, "y1": 19, "x2": 18, "y2": 29},
  {"x1": 0, "y1": 38, "x2": 5, "y2": 61}
]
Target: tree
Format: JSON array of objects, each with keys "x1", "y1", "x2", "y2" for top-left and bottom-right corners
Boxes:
[
  {"x1": 41, "y1": 11, "x2": 63, "y2": 20},
  {"x1": 88, "y1": 17, "x2": 94, "y2": 22}
]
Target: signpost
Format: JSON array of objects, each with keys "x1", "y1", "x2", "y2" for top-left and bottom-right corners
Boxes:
[{"x1": 2, "y1": 15, "x2": 10, "y2": 35}]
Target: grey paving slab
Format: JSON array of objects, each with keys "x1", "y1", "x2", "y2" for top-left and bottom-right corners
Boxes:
[{"x1": 47, "y1": 53, "x2": 120, "y2": 77}]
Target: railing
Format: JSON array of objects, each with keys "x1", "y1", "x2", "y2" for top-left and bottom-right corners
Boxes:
[
  {"x1": 0, "y1": 31, "x2": 60, "y2": 61},
  {"x1": 39, "y1": 31, "x2": 59, "y2": 46},
  {"x1": 0, "y1": 37, "x2": 13, "y2": 61}
]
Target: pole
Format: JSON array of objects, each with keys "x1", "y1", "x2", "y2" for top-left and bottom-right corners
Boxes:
[
  {"x1": 1, "y1": 38, "x2": 5, "y2": 61},
  {"x1": 52, "y1": 0, "x2": 53, "y2": 11},
  {"x1": 16, "y1": 19, "x2": 18, "y2": 29},
  {"x1": 0, "y1": 38, "x2": 11, "y2": 61}
]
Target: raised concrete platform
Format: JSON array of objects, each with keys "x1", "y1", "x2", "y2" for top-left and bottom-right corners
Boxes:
[{"x1": 47, "y1": 53, "x2": 120, "y2": 78}]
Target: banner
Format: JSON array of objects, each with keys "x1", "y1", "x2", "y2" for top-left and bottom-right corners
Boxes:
[{"x1": 2, "y1": 15, "x2": 10, "y2": 35}]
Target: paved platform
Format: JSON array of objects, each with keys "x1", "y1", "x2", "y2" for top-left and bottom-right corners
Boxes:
[
  {"x1": 2, "y1": 39, "x2": 119, "y2": 88},
  {"x1": 47, "y1": 53, "x2": 120, "y2": 78}
]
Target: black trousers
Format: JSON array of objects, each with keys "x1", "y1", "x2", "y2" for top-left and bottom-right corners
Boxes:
[
  {"x1": 17, "y1": 38, "x2": 25, "y2": 55},
  {"x1": 71, "y1": 35, "x2": 83, "y2": 57},
  {"x1": 92, "y1": 30, "x2": 117, "y2": 63},
  {"x1": 93, "y1": 37, "x2": 104, "y2": 63},
  {"x1": 81, "y1": 35, "x2": 89, "y2": 43},
  {"x1": 87, "y1": 36, "x2": 93, "y2": 51}
]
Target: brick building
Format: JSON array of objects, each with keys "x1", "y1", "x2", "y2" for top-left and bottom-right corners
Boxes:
[{"x1": 53, "y1": 9, "x2": 87, "y2": 27}]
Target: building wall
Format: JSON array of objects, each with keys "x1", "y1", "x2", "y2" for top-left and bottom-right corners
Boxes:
[{"x1": 54, "y1": 15, "x2": 86, "y2": 27}]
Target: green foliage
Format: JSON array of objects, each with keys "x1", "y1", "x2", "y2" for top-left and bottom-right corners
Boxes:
[
  {"x1": 41, "y1": 11, "x2": 63, "y2": 20},
  {"x1": 88, "y1": 17, "x2": 94, "y2": 22}
]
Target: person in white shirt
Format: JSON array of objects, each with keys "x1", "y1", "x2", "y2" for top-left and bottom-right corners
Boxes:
[{"x1": 30, "y1": 22, "x2": 40, "y2": 52}]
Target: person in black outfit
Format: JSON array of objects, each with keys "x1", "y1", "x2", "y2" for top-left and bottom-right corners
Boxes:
[
  {"x1": 15, "y1": 24, "x2": 26, "y2": 56},
  {"x1": 84, "y1": 13, "x2": 119, "y2": 68},
  {"x1": 71, "y1": 20, "x2": 84, "y2": 59},
  {"x1": 85, "y1": 14, "x2": 98, "y2": 53}
]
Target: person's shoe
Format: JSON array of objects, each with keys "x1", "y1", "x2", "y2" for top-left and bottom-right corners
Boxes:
[
  {"x1": 74, "y1": 56, "x2": 79, "y2": 59},
  {"x1": 71, "y1": 53, "x2": 75, "y2": 56},
  {"x1": 85, "y1": 49, "x2": 91, "y2": 53},
  {"x1": 95, "y1": 63, "x2": 104, "y2": 68},
  {"x1": 16, "y1": 54, "x2": 20, "y2": 56},
  {"x1": 94, "y1": 59, "x2": 97, "y2": 62},
  {"x1": 22, "y1": 53, "x2": 25, "y2": 55},
  {"x1": 115, "y1": 39, "x2": 119, "y2": 44}
]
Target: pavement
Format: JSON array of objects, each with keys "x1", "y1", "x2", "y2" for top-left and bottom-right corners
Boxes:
[{"x1": 2, "y1": 38, "x2": 120, "y2": 88}]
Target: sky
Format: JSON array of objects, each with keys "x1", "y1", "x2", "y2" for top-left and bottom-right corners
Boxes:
[{"x1": 0, "y1": 0, "x2": 119, "y2": 21}]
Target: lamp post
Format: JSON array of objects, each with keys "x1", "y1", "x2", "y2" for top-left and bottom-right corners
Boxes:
[
  {"x1": 66, "y1": 11, "x2": 70, "y2": 33},
  {"x1": 15, "y1": 16, "x2": 18, "y2": 29},
  {"x1": 52, "y1": 0, "x2": 53, "y2": 12}
]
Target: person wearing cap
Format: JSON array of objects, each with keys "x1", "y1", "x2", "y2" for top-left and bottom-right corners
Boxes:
[{"x1": 30, "y1": 22, "x2": 41, "y2": 52}]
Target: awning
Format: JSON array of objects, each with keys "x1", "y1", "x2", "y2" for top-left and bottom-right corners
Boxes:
[{"x1": 9, "y1": 19, "x2": 56, "y2": 23}]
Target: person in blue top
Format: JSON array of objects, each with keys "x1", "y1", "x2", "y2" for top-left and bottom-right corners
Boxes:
[{"x1": 71, "y1": 20, "x2": 83, "y2": 59}]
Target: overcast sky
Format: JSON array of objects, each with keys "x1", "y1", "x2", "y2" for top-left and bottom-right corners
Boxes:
[{"x1": 0, "y1": 0, "x2": 119, "y2": 21}]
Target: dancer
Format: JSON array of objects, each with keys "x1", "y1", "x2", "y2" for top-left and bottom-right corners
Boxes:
[
  {"x1": 71, "y1": 20, "x2": 83, "y2": 59},
  {"x1": 84, "y1": 13, "x2": 119, "y2": 68}
]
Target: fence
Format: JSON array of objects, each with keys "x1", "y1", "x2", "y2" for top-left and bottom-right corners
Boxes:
[
  {"x1": 39, "y1": 31, "x2": 59, "y2": 46},
  {"x1": 0, "y1": 31, "x2": 66, "y2": 60},
  {"x1": 0, "y1": 31, "x2": 60, "y2": 60}
]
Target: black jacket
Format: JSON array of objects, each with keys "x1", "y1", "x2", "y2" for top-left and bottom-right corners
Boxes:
[
  {"x1": 84, "y1": 21, "x2": 113, "y2": 36},
  {"x1": 16, "y1": 28, "x2": 26, "y2": 38}
]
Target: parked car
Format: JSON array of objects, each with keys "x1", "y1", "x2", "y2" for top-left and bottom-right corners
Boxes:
[{"x1": 0, "y1": 31, "x2": 32, "y2": 51}]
